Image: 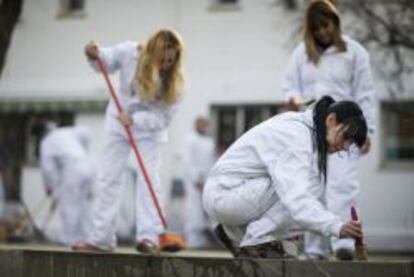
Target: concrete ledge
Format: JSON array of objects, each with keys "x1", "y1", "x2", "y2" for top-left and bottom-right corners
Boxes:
[
  {"x1": 0, "y1": 250, "x2": 23, "y2": 277},
  {"x1": 0, "y1": 249, "x2": 413, "y2": 277}
]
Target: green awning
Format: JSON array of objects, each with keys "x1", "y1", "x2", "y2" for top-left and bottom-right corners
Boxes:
[{"x1": 0, "y1": 98, "x2": 107, "y2": 113}]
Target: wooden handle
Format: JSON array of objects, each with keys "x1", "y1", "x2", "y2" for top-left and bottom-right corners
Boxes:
[{"x1": 351, "y1": 206, "x2": 368, "y2": 261}]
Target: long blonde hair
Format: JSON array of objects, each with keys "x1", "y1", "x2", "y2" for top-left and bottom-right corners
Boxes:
[
  {"x1": 135, "y1": 29, "x2": 184, "y2": 105},
  {"x1": 304, "y1": 0, "x2": 346, "y2": 64}
]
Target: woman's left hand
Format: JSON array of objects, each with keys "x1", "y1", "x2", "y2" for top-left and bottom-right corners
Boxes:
[{"x1": 117, "y1": 112, "x2": 133, "y2": 126}]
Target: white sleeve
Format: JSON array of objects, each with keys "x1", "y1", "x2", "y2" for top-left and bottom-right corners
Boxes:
[
  {"x1": 88, "y1": 41, "x2": 133, "y2": 74},
  {"x1": 268, "y1": 143, "x2": 343, "y2": 237},
  {"x1": 281, "y1": 45, "x2": 304, "y2": 100},
  {"x1": 131, "y1": 102, "x2": 180, "y2": 132},
  {"x1": 352, "y1": 45, "x2": 376, "y2": 133}
]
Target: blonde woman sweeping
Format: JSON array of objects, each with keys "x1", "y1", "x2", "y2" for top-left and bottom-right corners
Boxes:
[{"x1": 73, "y1": 29, "x2": 184, "y2": 254}]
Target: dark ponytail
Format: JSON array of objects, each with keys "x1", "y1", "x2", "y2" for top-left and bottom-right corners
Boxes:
[
  {"x1": 313, "y1": 95, "x2": 368, "y2": 183},
  {"x1": 313, "y1": 96, "x2": 335, "y2": 182}
]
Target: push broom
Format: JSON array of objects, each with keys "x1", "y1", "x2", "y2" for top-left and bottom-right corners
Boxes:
[
  {"x1": 95, "y1": 54, "x2": 185, "y2": 252},
  {"x1": 351, "y1": 206, "x2": 368, "y2": 261}
]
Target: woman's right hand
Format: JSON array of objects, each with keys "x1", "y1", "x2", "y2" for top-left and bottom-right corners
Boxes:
[
  {"x1": 84, "y1": 41, "x2": 99, "y2": 60},
  {"x1": 339, "y1": 221, "x2": 363, "y2": 239},
  {"x1": 282, "y1": 97, "x2": 302, "y2": 112}
]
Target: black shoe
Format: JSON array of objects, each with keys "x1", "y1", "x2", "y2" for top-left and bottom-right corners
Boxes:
[
  {"x1": 136, "y1": 239, "x2": 160, "y2": 255},
  {"x1": 237, "y1": 241, "x2": 293, "y2": 259},
  {"x1": 213, "y1": 224, "x2": 238, "y2": 256},
  {"x1": 335, "y1": 248, "x2": 355, "y2": 261},
  {"x1": 305, "y1": 253, "x2": 328, "y2": 260}
]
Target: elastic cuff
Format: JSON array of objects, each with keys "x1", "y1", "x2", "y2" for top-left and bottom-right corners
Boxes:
[{"x1": 330, "y1": 221, "x2": 344, "y2": 238}]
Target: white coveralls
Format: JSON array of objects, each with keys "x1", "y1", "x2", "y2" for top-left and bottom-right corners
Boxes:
[
  {"x1": 182, "y1": 131, "x2": 215, "y2": 248},
  {"x1": 87, "y1": 41, "x2": 179, "y2": 250},
  {"x1": 281, "y1": 36, "x2": 375, "y2": 257},
  {"x1": 203, "y1": 109, "x2": 344, "y2": 247},
  {"x1": 40, "y1": 126, "x2": 95, "y2": 245}
]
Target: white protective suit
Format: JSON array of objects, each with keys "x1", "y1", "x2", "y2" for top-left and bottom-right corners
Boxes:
[
  {"x1": 40, "y1": 126, "x2": 95, "y2": 245},
  {"x1": 281, "y1": 36, "x2": 375, "y2": 256},
  {"x1": 182, "y1": 131, "x2": 215, "y2": 248},
  {"x1": 87, "y1": 41, "x2": 179, "y2": 250},
  {"x1": 203, "y1": 109, "x2": 344, "y2": 247}
]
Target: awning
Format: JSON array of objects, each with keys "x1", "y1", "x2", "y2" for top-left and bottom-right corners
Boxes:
[{"x1": 0, "y1": 97, "x2": 107, "y2": 113}]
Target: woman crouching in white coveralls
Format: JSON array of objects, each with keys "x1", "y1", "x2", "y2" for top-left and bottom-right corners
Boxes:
[
  {"x1": 203, "y1": 96, "x2": 367, "y2": 258},
  {"x1": 72, "y1": 29, "x2": 184, "y2": 254}
]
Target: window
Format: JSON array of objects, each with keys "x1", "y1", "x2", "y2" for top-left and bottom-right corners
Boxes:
[
  {"x1": 381, "y1": 101, "x2": 414, "y2": 169},
  {"x1": 211, "y1": 104, "x2": 282, "y2": 150},
  {"x1": 219, "y1": 0, "x2": 238, "y2": 4},
  {"x1": 26, "y1": 112, "x2": 74, "y2": 164},
  {"x1": 215, "y1": 106, "x2": 237, "y2": 150},
  {"x1": 209, "y1": 0, "x2": 241, "y2": 12},
  {"x1": 0, "y1": 111, "x2": 74, "y2": 200},
  {"x1": 57, "y1": 0, "x2": 86, "y2": 18}
]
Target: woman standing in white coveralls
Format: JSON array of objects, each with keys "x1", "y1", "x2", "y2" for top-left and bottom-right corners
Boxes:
[
  {"x1": 73, "y1": 29, "x2": 184, "y2": 254},
  {"x1": 40, "y1": 126, "x2": 95, "y2": 246},
  {"x1": 280, "y1": 0, "x2": 375, "y2": 260},
  {"x1": 203, "y1": 96, "x2": 367, "y2": 258}
]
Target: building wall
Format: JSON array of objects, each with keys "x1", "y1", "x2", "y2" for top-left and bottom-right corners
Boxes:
[{"x1": 1, "y1": 0, "x2": 413, "y2": 251}]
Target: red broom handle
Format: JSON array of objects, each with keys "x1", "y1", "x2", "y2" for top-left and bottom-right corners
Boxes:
[
  {"x1": 95, "y1": 54, "x2": 167, "y2": 229},
  {"x1": 350, "y1": 206, "x2": 363, "y2": 246}
]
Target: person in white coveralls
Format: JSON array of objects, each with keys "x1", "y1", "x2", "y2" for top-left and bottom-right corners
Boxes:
[
  {"x1": 40, "y1": 125, "x2": 95, "y2": 245},
  {"x1": 182, "y1": 117, "x2": 216, "y2": 248},
  {"x1": 203, "y1": 96, "x2": 367, "y2": 258},
  {"x1": 73, "y1": 29, "x2": 185, "y2": 254},
  {"x1": 280, "y1": 0, "x2": 375, "y2": 260}
]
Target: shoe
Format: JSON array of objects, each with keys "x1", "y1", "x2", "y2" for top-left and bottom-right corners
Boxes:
[
  {"x1": 213, "y1": 224, "x2": 238, "y2": 257},
  {"x1": 71, "y1": 242, "x2": 110, "y2": 252},
  {"x1": 136, "y1": 239, "x2": 160, "y2": 255},
  {"x1": 305, "y1": 253, "x2": 328, "y2": 260},
  {"x1": 237, "y1": 241, "x2": 293, "y2": 259},
  {"x1": 335, "y1": 248, "x2": 355, "y2": 261}
]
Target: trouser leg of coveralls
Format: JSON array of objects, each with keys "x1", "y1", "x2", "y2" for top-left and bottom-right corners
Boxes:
[
  {"x1": 87, "y1": 133, "x2": 130, "y2": 250},
  {"x1": 135, "y1": 139, "x2": 164, "y2": 245},
  {"x1": 328, "y1": 151, "x2": 359, "y2": 252},
  {"x1": 304, "y1": 151, "x2": 359, "y2": 258},
  {"x1": 203, "y1": 176, "x2": 283, "y2": 247},
  {"x1": 185, "y1": 180, "x2": 209, "y2": 248},
  {"x1": 59, "y1": 169, "x2": 90, "y2": 246}
]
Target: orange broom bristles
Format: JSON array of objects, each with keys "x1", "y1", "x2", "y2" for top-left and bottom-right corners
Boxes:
[{"x1": 159, "y1": 233, "x2": 187, "y2": 252}]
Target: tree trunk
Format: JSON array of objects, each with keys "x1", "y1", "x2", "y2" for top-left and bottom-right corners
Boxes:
[{"x1": 0, "y1": 0, "x2": 24, "y2": 77}]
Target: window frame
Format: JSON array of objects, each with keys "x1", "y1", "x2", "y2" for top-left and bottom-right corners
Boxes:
[
  {"x1": 211, "y1": 103, "x2": 283, "y2": 150},
  {"x1": 57, "y1": 0, "x2": 87, "y2": 19},
  {"x1": 208, "y1": 0, "x2": 241, "y2": 12}
]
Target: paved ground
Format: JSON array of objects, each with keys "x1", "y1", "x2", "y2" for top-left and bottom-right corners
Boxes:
[
  {"x1": 1, "y1": 244, "x2": 413, "y2": 277},
  {"x1": 1, "y1": 243, "x2": 413, "y2": 262}
]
